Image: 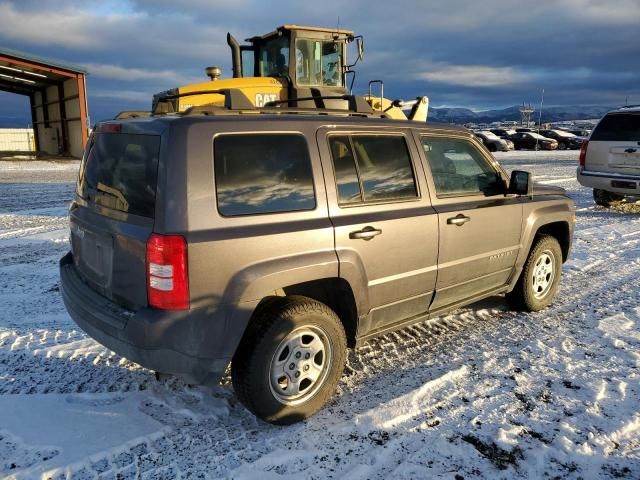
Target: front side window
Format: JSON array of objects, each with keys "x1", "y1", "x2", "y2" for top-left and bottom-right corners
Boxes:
[
  {"x1": 214, "y1": 134, "x2": 315, "y2": 216},
  {"x1": 258, "y1": 36, "x2": 289, "y2": 77},
  {"x1": 421, "y1": 137, "x2": 503, "y2": 196},
  {"x1": 329, "y1": 134, "x2": 418, "y2": 204},
  {"x1": 295, "y1": 39, "x2": 343, "y2": 87}
]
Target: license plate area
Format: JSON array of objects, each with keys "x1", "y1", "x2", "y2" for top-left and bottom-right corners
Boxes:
[
  {"x1": 611, "y1": 180, "x2": 637, "y2": 190},
  {"x1": 71, "y1": 224, "x2": 113, "y2": 289}
]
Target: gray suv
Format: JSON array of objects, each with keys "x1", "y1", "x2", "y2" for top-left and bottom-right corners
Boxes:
[{"x1": 60, "y1": 110, "x2": 575, "y2": 424}]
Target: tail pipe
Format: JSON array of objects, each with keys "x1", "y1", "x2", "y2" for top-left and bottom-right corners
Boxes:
[{"x1": 227, "y1": 33, "x2": 241, "y2": 78}]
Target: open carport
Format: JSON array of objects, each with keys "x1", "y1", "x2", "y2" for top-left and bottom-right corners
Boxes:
[{"x1": 0, "y1": 48, "x2": 88, "y2": 158}]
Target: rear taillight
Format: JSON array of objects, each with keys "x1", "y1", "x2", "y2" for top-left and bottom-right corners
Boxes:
[
  {"x1": 579, "y1": 141, "x2": 589, "y2": 167},
  {"x1": 146, "y1": 234, "x2": 189, "y2": 310}
]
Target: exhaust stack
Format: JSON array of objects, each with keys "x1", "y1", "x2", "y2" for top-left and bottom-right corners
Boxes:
[{"x1": 227, "y1": 33, "x2": 242, "y2": 78}]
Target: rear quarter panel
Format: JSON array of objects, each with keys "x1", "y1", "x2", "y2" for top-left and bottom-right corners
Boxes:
[{"x1": 160, "y1": 119, "x2": 338, "y2": 311}]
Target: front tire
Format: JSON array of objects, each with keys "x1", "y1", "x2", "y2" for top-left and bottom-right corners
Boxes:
[
  {"x1": 507, "y1": 235, "x2": 562, "y2": 312},
  {"x1": 593, "y1": 189, "x2": 624, "y2": 207},
  {"x1": 231, "y1": 296, "x2": 347, "y2": 425}
]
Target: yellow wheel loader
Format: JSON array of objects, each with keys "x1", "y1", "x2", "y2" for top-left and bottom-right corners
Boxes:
[{"x1": 150, "y1": 25, "x2": 428, "y2": 121}]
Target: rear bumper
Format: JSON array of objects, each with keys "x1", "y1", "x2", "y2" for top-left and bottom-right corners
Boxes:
[
  {"x1": 59, "y1": 252, "x2": 241, "y2": 385},
  {"x1": 577, "y1": 167, "x2": 640, "y2": 195}
]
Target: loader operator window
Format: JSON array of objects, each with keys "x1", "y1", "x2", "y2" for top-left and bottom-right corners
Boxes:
[
  {"x1": 295, "y1": 39, "x2": 342, "y2": 87},
  {"x1": 258, "y1": 36, "x2": 289, "y2": 77}
]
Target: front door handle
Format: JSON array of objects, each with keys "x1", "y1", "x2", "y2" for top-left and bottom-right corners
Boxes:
[
  {"x1": 349, "y1": 226, "x2": 382, "y2": 241},
  {"x1": 447, "y1": 214, "x2": 471, "y2": 226}
]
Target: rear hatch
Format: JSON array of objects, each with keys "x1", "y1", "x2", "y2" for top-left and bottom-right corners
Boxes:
[
  {"x1": 70, "y1": 123, "x2": 162, "y2": 310},
  {"x1": 586, "y1": 112, "x2": 640, "y2": 174}
]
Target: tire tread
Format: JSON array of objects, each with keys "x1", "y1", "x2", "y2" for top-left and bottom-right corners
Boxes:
[
  {"x1": 231, "y1": 296, "x2": 347, "y2": 424},
  {"x1": 507, "y1": 234, "x2": 562, "y2": 312}
]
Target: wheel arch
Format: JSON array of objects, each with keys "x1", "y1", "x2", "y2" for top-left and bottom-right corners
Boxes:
[
  {"x1": 281, "y1": 278, "x2": 359, "y2": 347},
  {"x1": 534, "y1": 221, "x2": 571, "y2": 262},
  {"x1": 508, "y1": 205, "x2": 574, "y2": 291}
]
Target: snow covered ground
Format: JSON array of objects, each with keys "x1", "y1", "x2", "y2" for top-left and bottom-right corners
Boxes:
[{"x1": 0, "y1": 151, "x2": 639, "y2": 479}]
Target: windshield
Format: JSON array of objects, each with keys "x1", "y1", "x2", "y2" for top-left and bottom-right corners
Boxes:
[
  {"x1": 258, "y1": 36, "x2": 289, "y2": 77},
  {"x1": 295, "y1": 39, "x2": 343, "y2": 87}
]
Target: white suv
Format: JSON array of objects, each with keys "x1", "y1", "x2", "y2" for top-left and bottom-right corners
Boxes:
[{"x1": 577, "y1": 106, "x2": 640, "y2": 206}]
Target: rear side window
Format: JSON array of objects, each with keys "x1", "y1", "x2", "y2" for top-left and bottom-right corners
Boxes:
[
  {"x1": 591, "y1": 113, "x2": 640, "y2": 141},
  {"x1": 78, "y1": 133, "x2": 160, "y2": 218},
  {"x1": 214, "y1": 134, "x2": 316, "y2": 216},
  {"x1": 328, "y1": 134, "x2": 418, "y2": 205}
]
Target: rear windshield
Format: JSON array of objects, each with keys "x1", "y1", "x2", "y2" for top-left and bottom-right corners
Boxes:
[
  {"x1": 591, "y1": 113, "x2": 640, "y2": 141},
  {"x1": 78, "y1": 133, "x2": 160, "y2": 218}
]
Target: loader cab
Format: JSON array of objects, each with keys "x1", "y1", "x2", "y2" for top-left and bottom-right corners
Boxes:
[
  {"x1": 152, "y1": 25, "x2": 365, "y2": 114},
  {"x1": 230, "y1": 25, "x2": 358, "y2": 106}
]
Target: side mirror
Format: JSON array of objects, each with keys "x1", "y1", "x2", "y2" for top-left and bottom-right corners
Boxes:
[
  {"x1": 508, "y1": 170, "x2": 533, "y2": 196},
  {"x1": 356, "y1": 37, "x2": 364, "y2": 61}
]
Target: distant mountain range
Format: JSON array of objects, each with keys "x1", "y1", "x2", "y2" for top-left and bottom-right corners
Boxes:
[{"x1": 428, "y1": 105, "x2": 613, "y2": 125}]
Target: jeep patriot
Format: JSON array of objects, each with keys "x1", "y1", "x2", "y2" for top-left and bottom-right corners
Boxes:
[{"x1": 60, "y1": 111, "x2": 575, "y2": 424}]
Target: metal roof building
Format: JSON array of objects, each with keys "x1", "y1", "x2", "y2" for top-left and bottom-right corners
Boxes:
[{"x1": 0, "y1": 48, "x2": 89, "y2": 158}]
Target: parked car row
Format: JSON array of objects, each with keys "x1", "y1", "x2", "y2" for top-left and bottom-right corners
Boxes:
[
  {"x1": 481, "y1": 128, "x2": 586, "y2": 151},
  {"x1": 481, "y1": 106, "x2": 638, "y2": 209}
]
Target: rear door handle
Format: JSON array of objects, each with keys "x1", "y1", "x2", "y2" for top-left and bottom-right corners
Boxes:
[
  {"x1": 349, "y1": 226, "x2": 382, "y2": 240},
  {"x1": 447, "y1": 214, "x2": 471, "y2": 226}
]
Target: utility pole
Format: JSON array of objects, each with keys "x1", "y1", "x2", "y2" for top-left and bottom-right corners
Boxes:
[{"x1": 535, "y1": 88, "x2": 545, "y2": 151}]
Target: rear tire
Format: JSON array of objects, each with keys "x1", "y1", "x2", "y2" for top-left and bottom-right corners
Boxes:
[
  {"x1": 558, "y1": 142, "x2": 566, "y2": 150},
  {"x1": 231, "y1": 296, "x2": 347, "y2": 425},
  {"x1": 593, "y1": 189, "x2": 624, "y2": 207},
  {"x1": 507, "y1": 235, "x2": 562, "y2": 312}
]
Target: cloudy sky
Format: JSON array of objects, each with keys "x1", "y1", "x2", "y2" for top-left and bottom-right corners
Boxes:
[{"x1": 0, "y1": 0, "x2": 639, "y2": 125}]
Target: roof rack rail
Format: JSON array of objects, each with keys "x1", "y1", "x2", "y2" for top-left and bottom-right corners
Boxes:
[
  {"x1": 114, "y1": 111, "x2": 151, "y2": 120},
  {"x1": 618, "y1": 104, "x2": 640, "y2": 110},
  {"x1": 181, "y1": 104, "x2": 382, "y2": 119},
  {"x1": 265, "y1": 95, "x2": 374, "y2": 115}
]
